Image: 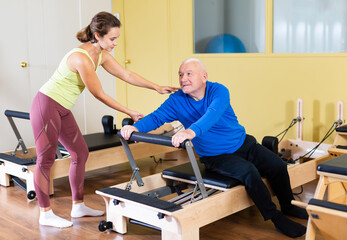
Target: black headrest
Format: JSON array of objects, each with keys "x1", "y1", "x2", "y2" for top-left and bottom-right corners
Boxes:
[
  {"x1": 102, "y1": 115, "x2": 116, "y2": 134},
  {"x1": 336, "y1": 125, "x2": 347, "y2": 133},
  {"x1": 122, "y1": 118, "x2": 134, "y2": 126},
  {"x1": 262, "y1": 136, "x2": 279, "y2": 154}
]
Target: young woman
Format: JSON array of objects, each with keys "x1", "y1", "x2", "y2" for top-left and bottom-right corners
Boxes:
[{"x1": 30, "y1": 11, "x2": 178, "y2": 228}]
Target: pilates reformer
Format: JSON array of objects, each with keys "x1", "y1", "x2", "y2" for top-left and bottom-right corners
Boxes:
[
  {"x1": 96, "y1": 131, "x2": 330, "y2": 240},
  {"x1": 0, "y1": 110, "x2": 177, "y2": 200},
  {"x1": 293, "y1": 198, "x2": 347, "y2": 240},
  {"x1": 283, "y1": 108, "x2": 347, "y2": 240},
  {"x1": 292, "y1": 154, "x2": 347, "y2": 240}
]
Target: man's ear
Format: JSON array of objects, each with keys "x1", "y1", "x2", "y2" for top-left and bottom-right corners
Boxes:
[{"x1": 203, "y1": 71, "x2": 208, "y2": 82}]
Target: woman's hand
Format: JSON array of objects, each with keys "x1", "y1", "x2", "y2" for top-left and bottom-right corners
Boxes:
[
  {"x1": 128, "y1": 110, "x2": 144, "y2": 122},
  {"x1": 156, "y1": 85, "x2": 180, "y2": 94}
]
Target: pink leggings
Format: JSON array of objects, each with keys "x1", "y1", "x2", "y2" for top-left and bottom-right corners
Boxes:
[{"x1": 30, "y1": 92, "x2": 88, "y2": 208}]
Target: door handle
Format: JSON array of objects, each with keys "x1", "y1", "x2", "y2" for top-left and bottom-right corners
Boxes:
[{"x1": 21, "y1": 62, "x2": 28, "y2": 68}]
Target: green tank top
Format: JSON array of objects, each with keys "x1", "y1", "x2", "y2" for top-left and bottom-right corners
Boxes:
[{"x1": 40, "y1": 48, "x2": 102, "y2": 110}]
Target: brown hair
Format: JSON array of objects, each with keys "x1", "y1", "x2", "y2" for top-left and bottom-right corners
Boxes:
[{"x1": 76, "y1": 11, "x2": 121, "y2": 43}]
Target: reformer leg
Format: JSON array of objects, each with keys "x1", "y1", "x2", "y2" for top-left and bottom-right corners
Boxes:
[
  {"x1": 109, "y1": 203, "x2": 127, "y2": 234},
  {"x1": 0, "y1": 168, "x2": 10, "y2": 187},
  {"x1": 305, "y1": 175, "x2": 329, "y2": 240},
  {"x1": 99, "y1": 196, "x2": 127, "y2": 234},
  {"x1": 113, "y1": 214, "x2": 127, "y2": 234},
  {"x1": 25, "y1": 168, "x2": 36, "y2": 197},
  {"x1": 162, "y1": 228, "x2": 199, "y2": 240},
  {"x1": 0, "y1": 160, "x2": 18, "y2": 187}
]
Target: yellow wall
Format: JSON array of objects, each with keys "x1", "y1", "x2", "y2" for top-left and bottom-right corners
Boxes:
[
  {"x1": 113, "y1": 0, "x2": 172, "y2": 124},
  {"x1": 114, "y1": 0, "x2": 347, "y2": 144}
]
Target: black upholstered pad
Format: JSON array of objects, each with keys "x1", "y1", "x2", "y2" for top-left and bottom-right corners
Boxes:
[
  {"x1": 336, "y1": 125, "x2": 347, "y2": 133},
  {"x1": 0, "y1": 153, "x2": 36, "y2": 166},
  {"x1": 162, "y1": 162, "x2": 241, "y2": 189},
  {"x1": 309, "y1": 198, "x2": 347, "y2": 212},
  {"x1": 98, "y1": 187, "x2": 182, "y2": 212},
  {"x1": 317, "y1": 154, "x2": 347, "y2": 175},
  {"x1": 58, "y1": 133, "x2": 122, "y2": 152}
]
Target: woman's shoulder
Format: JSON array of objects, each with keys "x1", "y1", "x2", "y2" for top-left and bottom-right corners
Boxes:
[
  {"x1": 68, "y1": 49, "x2": 96, "y2": 67},
  {"x1": 64, "y1": 48, "x2": 88, "y2": 60}
]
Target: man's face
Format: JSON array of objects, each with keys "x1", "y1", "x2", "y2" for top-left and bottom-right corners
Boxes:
[{"x1": 178, "y1": 61, "x2": 207, "y2": 99}]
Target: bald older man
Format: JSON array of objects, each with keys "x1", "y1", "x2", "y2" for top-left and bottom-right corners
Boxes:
[{"x1": 121, "y1": 58, "x2": 307, "y2": 238}]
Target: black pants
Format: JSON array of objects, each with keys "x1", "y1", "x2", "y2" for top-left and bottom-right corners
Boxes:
[{"x1": 200, "y1": 134, "x2": 294, "y2": 220}]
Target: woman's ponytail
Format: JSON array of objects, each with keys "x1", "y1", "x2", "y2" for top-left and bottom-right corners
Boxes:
[
  {"x1": 76, "y1": 25, "x2": 93, "y2": 43},
  {"x1": 76, "y1": 12, "x2": 121, "y2": 43}
]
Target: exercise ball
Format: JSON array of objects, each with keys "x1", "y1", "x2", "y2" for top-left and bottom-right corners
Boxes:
[{"x1": 205, "y1": 34, "x2": 246, "y2": 53}]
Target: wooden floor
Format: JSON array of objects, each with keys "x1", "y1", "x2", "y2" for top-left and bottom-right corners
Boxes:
[{"x1": 0, "y1": 149, "x2": 323, "y2": 240}]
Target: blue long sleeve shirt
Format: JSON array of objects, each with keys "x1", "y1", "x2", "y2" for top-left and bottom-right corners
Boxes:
[{"x1": 134, "y1": 81, "x2": 246, "y2": 157}]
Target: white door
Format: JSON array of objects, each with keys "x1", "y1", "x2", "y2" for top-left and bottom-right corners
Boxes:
[
  {"x1": 0, "y1": 0, "x2": 114, "y2": 153},
  {"x1": 0, "y1": 0, "x2": 33, "y2": 153},
  {"x1": 78, "y1": 0, "x2": 117, "y2": 134}
]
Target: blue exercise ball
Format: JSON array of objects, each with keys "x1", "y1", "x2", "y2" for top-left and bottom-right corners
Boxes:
[{"x1": 205, "y1": 34, "x2": 246, "y2": 53}]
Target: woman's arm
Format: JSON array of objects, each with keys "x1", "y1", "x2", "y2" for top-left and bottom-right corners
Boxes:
[
  {"x1": 101, "y1": 51, "x2": 179, "y2": 93},
  {"x1": 68, "y1": 52, "x2": 144, "y2": 121}
]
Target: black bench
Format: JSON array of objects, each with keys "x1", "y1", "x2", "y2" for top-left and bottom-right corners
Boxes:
[{"x1": 163, "y1": 161, "x2": 241, "y2": 190}]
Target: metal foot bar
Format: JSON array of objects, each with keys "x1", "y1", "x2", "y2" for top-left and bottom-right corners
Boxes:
[
  {"x1": 117, "y1": 131, "x2": 208, "y2": 198},
  {"x1": 5, "y1": 110, "x2": 30, "y2": 155},
  {"x1": 119, "y1": 137, "x2": 144, "y2": 188}
]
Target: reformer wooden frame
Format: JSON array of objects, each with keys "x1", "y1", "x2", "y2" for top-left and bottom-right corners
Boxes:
[
  {"x1": 306, "y1": 202, "x2": 347, "y2": 240},
  {"x1": 96, "y1": 132, "x2": 330, "y2": 240},
  {"x1": 302, "y1": 132, "x2": 347, "y2": 240},
  {"x1": 293, "y1": 167, "x2": 347, "y2": 240},
  {"x1": 293, "y1": 199, "x2": 347, "y2": 240}
]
